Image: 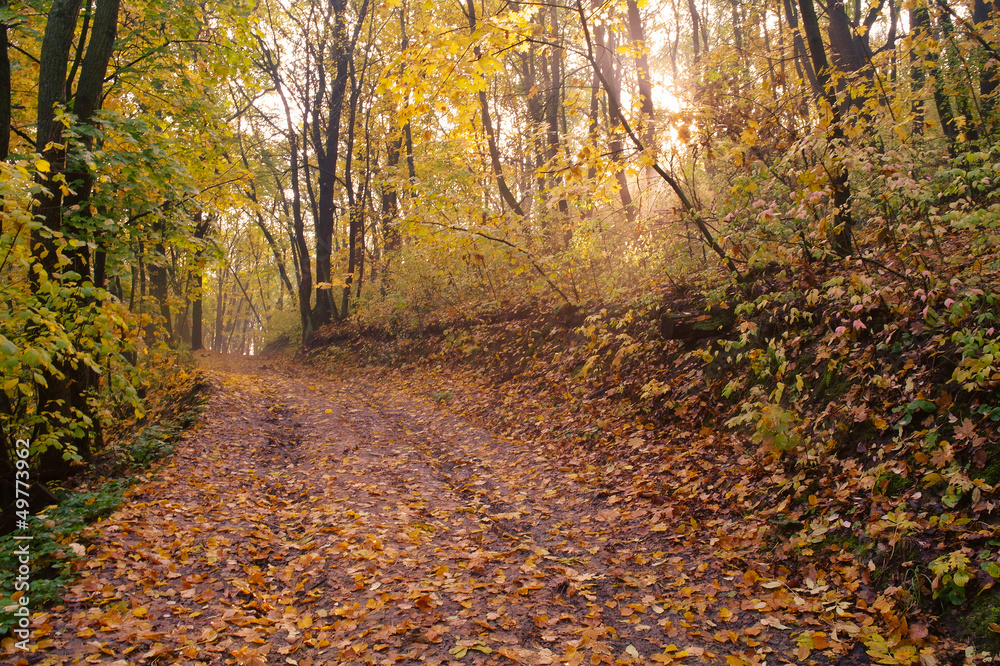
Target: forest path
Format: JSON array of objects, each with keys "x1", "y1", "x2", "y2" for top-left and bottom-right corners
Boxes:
[{"x1": 25, "y1": 353, "x2": 863, "y2": 666}]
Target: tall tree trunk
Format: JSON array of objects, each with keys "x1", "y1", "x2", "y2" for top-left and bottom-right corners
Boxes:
[
  {"x1": 312, "y1": 0, "x2": 350, "y2": 328},
  {"x1": 588, "y1": 66, "x2": 600, "y2": 183},
  {"x1": 799, "y1": 0, "x2": 855, "y2": 255},
  {"x1": 783, "y1": 0, "x2": 821, "y2": 101},
  {"x1": 399, "y1": 3, "x2": 417, "y2": 187},
  {"x1": 237, "y1": 140, "x2": 294, "y2": 300},
  {"x1": 975, "y1": 0, "x2": 1000, "y2": 127},
  {"x1": 342, "y1": 13, "x2": 376, "y2": 319},
  {"x1": 825, "y1": 0, "x2": 883, "y2": 114},
  {"x1": 257, "y1": 38, "x2": 314, "y2": 341},
  {"x1": 687, "y1": 0, "x2": 702, "y2": 63},
  {"x1": 33, "y1": 0, "x2": 83, "y2": 257},
  {"x1": 912, "y1": 2, "x2": 958, "y2": 148},
  {"x1": 149, "y1": 243, "x2": 173, "y2": 341},
  {"x1": 465, "y1": 0, "x2": 524, "y2": 217},
  {"x1": 191, "y1": 215, "x2": 209, "y2": 351},
  {"x1": 627, "y1": 0, "x2": 655, "y2": 149},
  {"x1": 213, "y1": 270, "x2": 226, "y2": 351},
  {"x1": 342, "y1": 42, "x2": 363, "y2": 320},
  {"x1": 522, "y1": 39, "x2": 546, "y2": 199},
  {"x1": 382, "y1": 130, "x2": 402, "y2": 260},
  {"x1": 312, "y1": 0, "x2": 370, "y2": 327},
  {"x1": 627, "y1": 0, "x2": 656, "y2": 214},
  {"x1": 595, "y1": 19, "x2": 637, "y2": 226},
  {"x1": 0, "y1": 0, "x2": 11, "y2": 161},
  {"x1": 729, "y1": 0, "x2": 743, "y2": 53},
  {"x1": 192, "y1": 272, "x2": 204, "y2": 351},
  {"x1": 380, "y1": 3, "x2": 411, "y2": 275},
  {"x1": 31, "y1": 0, "x2": 120, "y2": 479},
  {"x1": 940, "y1": 11, "x2": 979, "y2": 141},
  {"x1": 547, "y1": 4, "x2": 570, "y2": 245}
]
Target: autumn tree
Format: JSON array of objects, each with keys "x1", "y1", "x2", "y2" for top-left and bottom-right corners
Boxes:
[{"x1": 1, "y1": 0, "x2": 254, "y2": 481}]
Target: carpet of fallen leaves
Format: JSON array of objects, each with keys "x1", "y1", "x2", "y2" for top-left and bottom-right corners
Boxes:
[{"x1": 8, "y1": 350, "x2": 955, "y2": 665}]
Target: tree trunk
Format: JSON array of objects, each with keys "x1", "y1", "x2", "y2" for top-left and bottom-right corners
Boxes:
[
  {"x1": 149, "y1": 244, "x2": 173, "y2": 341},
  {"x1": 798, "y1": 0, "x2": 855, "y2": 255},
  {"x1": 627, "y1": 0, "x2": 656, "y2": 212},
  {"x1": 214, "y1": 270, "x2": 226, "y2": 351},
  {"x1": 588, "y1": 67, "x2": 600, "y2": 183},
  {"x1": 192, "y1": 272, "x2": 204, "y2": 351},
  {"x1": 34, "y1": 0, "x2": 84, "y2": 254},
  {"x1": 826, "y1": 0, "x2": 884, "y2": 114},
  {"x1": 941, "y1": 11, "x2": 979, "y2": 141},
  {"x1": 627, "y1": 0, "x2": 655, "y2": 148},
  {"x1": 399, "y1": 4, "x2": 417, "y2": 187},
  {"x1": 522, "y1": 38, "x2": 546, "y2": 199},
  {"x1": 257, "y1": 37, "x2": 314, "y2": 342},
  {"x1": 191, "y1": 216, "x2": 209, "y2": 351},
  {"x1": 382, "y1": 131, "x2": 402, "y2": 260},
  {"x1": 975, "y1": 0, "x2": 1000, "y2": 126},
  {"x1": 312, "y1": 0, "x2": 370, "y2": 327},
  {"x1": 31, "y1": 0, "x2": 120, "y2": 480},
  {"x1": 342, "y1": 40, "x2": 364, "y2": 320},
  {"x1": 782, "y1": 0, "x2": 821, "y2": 101},
  {"x1": 465, "y1": 0, "x2": 524, "y2": 217},
  {"x1": 912, "y1": 2, "x2": 959, "y2": 148},
  {"x1": 594, "y1": 20, "x2": 636, "y2": 226},
  {"x1": 0, "y1": 0, "x2": 11, "y2": 161},
  {"x1": 687, "y1": 0, "x2": 702, "y2": 63},
  {"x1": 312, "y1": 0, "x2": 349, "y2": 328}
]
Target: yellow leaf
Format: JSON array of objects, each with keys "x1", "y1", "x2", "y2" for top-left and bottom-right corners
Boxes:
[{"x1": 36, "y1": 159, "x2": 51, "y2": 173}]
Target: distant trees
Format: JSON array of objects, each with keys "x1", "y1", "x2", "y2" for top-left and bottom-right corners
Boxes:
[
  {"x1": 226, "y1": 0, "x2": 1000, "y2": 337},
  {"x1": 7, "y1": 0, "x2": 1000, "y2": 481}
]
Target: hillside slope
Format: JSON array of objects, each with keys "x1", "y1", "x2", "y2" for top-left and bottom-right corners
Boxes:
[{"x1": 304, "y1": 256, "x2": 1000, "y2": 665}]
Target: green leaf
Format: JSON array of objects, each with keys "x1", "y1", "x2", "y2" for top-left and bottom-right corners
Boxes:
[
  {"x1": 22, "y1": 349, "x2": 41, "y2": 367},
  {"x1": 953, "y1": 570, "x2": 971, "y2": 587}
]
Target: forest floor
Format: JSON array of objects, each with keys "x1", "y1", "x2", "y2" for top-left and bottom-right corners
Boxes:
[{"x1": 9, "y1": 350, "x2": 910, "y2": 666}]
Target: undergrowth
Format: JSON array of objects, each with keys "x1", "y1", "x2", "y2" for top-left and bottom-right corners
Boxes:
[
  {"x1": 0, "y1": 356, "x2": 208, "y2": 637},
  {"x1": 292, "y1": 139, "x2": 1000, "y2": 662}
]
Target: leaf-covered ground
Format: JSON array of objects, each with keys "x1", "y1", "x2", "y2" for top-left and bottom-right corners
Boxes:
[{"x1": 7, "y1": 347, "x2": 965, "y2": 665}]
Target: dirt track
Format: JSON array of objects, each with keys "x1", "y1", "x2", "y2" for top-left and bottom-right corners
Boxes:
[{"x1": 16, "y1": 353, "x2": 869, "y2": 665}]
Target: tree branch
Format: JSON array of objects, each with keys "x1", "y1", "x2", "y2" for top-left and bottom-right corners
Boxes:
[{"x1": 418, "y1": 217, "x2": 575, "y2": 307}]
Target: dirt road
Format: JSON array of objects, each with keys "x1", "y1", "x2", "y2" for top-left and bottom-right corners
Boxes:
[{"x1": 19, "y1": 354, "x2": 868, "y2": 665}]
